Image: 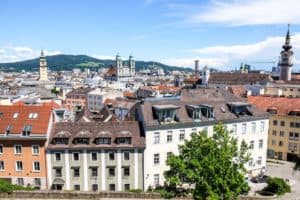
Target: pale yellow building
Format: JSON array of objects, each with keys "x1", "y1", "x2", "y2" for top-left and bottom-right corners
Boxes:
[
  {"x1": 39, "y1": 50, "x2": 48, "y2": 81},
  {"x1": 248, "y1": 96, "x2": 300, "y2": 161}
]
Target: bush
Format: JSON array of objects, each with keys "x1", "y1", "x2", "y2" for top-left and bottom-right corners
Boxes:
[
  {"x1": 263, "y1": 177, "x2": 291, "y2": 196},
  {"x1": 128, "y1": 188, "x2": 142, "y2": 193},
  {"x1": 0, "y1": 179, "x2": 35, "y2": 193}
]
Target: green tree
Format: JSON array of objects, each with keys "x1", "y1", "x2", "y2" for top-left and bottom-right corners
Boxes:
[
  {"x1": 164, "y1": 124, "x2": 250, "y2": 200},
  {"x1": 263, "y1": 177, "x2": 291, "y2": 195}
]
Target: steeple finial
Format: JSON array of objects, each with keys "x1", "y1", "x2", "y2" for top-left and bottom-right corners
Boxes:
[
  {"x1": 41, "y1": 49, "x2": 44, "y2": 57},
  {"x1": 285, "y1": 24, "x2": 291, "y2": 45}
]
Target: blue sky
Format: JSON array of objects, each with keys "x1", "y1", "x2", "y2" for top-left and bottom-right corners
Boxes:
[{"x1": 1, "y1": 0, "x2": 300, "y2": 70}]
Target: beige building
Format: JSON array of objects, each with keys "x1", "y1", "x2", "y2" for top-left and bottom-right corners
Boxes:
[{"x1": 248, "y1": 96, "x2": 300, "y2": 161}]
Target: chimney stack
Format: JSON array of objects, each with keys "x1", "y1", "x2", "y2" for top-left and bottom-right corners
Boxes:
[{"x1": 195, "y1": 60, "x2": 199, "y2": 77}]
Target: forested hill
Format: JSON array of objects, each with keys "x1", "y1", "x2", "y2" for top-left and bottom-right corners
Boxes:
[{"x1": 0, "y1": 54, "x2": 193, "y2": 72}]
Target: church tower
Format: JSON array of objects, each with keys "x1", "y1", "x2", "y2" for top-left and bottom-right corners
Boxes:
[
  {"x1": 116, "y1": 53, "x2": 122, "y2": 79},
  {"x1": 39, "y1": 50, "x2": 48, "y2": 81},
  {"x1": 279, "y1": 24, "x2": 293, "y2": 81},
  {"x1": 128, "y1": 54, "x2": 135, "y2": 76}
]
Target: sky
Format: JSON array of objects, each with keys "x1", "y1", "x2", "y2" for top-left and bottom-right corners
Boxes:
[{"x1": 1, "y1": 0, "x2": 300, "y2": 71}]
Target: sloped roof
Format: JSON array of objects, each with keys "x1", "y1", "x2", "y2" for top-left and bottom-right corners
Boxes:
[
  {"x1": 248, "y1": 96, "x2": 300, "y2": 116},
  {"x1": 0, "y1": 104, "x2": 52, "y2": 135},
  {"x1": 209, "y1": 73, "x2": 273, "y2": 85}
]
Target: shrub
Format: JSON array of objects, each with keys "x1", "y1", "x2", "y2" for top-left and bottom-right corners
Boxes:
[
  {"x1": 263, "y1": 177, "x2": 291, "y2": 196},
  {"x1": 0, "y1": 179, "x2": 35, "y2": 193},
  {"x1": 128, "y1": 188, "x2": 142, "y2": 193}
]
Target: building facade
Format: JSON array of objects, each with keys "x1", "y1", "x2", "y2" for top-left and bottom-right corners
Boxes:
[
  {"x1": 46, "y1": 121, "x2": 144, "y2": 191},
  {"x1": 248, "y1": 96, "x2": 300, "y2": 161},
  {"x1": 65, "y1": 88, "x2": 93, "y2": 108},
  {"x1": 139, "y1": 89, "x2": 269, "y2": 189},
  {"x1": 0, "y1": 104, "x2": 53, "y2": 189}
]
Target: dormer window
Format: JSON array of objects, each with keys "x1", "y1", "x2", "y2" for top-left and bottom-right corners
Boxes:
[
  {"x1": 13, "y1": 113, "x2": 19, "y2": 119},
  {"x1": 22, "y1": 125, "x2": 32, "y2": 136},
  {"x1": 153, "y1": 104, "x2": 179, "y2": 123},
  {"x1": 267, "y1": 108, "x2": 278, "y2": 115},
  {"x1": 95, "y1": 137, "x2": 111, "y2": 145},
  {"x1": 53, "y1": 138, "x2": 69, "y2": 145},
  {"x1": 199, "y1": 104, "x2": 214, "y2": 119},
  {"x1": 73, "y1": 131, "x2": 91, "y2": 145},
  {"x1": 228, "y1": 102, "x2": 252, "y2": 117},
  {"x1": 28, "y1": 113, "x2": 38, "y2": 119},
  {"x1": 288, "y1": 110, "x2": 300, "y2": 116},
  {"x1": 186, "y1": 105, "x2": 201, "y2": 122},
  {"x1": 116, "y1": 137, "x2": 132, "y2": 145}
]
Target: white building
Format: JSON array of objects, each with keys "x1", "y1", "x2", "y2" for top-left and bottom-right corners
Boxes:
[
  {"x1": 87, "y1": 88, "x2": 123, "y2": 111},
  {"x1": 39, "y1": 50, "x2": 49, "y2": 81},
  {"x1": 139, "y1": 89, "x2": 269, "y2": 190}
]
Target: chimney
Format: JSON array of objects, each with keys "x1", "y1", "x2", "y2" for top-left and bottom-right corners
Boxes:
[{"x1": 195, "y1": 60, "x2": 199, "y2": 77}]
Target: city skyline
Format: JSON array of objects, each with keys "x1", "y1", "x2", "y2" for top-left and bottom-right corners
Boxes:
[{"x1": 1, "y1": 0, "x2": 300, "y2": 70}]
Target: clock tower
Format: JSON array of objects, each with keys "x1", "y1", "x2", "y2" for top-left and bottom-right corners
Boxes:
[
  {"x1": 39, "y1": 50, "x2": 48, "y2": 81},
  {"x1": 279, "y1": 25, "x2": 293, "y2": 81}
]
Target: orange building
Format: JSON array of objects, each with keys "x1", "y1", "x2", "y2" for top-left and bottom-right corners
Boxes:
[{"x1": 0, "y1": 104, "x2": 53, "y2": 189}]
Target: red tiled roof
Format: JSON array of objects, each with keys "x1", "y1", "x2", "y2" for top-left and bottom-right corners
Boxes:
[
  {"x1": 0, "y1": 104, "x2": 53, "y2": 135},
  {"x1": 228, "y1": 85, "x2": 247, "y2": 98},
  {"x1": 105, "y1": 66, "x2": 117, "y2": 76},
  {"x1": 248, "y1": 96, "x2": 300, "y2": 116}
]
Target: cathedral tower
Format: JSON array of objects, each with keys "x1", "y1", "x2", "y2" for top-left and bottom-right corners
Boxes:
[
  {"x1": 279, "y1": 24, "x2": 293, "y2": 81},
  {"x1": 39, "y1": 50, "x2": 48, "y2": 81},
  {"x1": 128, "y1": 54, "x2": 135, "y2": 76}
]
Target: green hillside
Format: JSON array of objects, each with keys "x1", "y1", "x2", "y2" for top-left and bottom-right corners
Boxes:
[{"x1": 0, "y1": 54, "x2": 193, "y2": 72}]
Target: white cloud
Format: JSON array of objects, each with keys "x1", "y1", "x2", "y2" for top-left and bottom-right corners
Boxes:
[
  {"x1": 0, "y1": 46, "x2": 61, "y2": 63},
  {"x1": 161, "y1": 57, "x2": 229, "y2": 68},
  {"x1": 91, "y1": 54, "x2": 115, "y2": 60},
  {"x1": 194, "y1": 0, "x2": 300, "y2": 26}
]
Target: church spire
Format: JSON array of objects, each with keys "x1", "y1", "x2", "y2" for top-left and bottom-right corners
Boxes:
[{"x1": 285, "y1": 24, "x2": 290, "y2": 45}]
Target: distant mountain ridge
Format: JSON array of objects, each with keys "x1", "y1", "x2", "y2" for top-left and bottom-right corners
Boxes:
[{"x1": 0, "y1": 54, "x2": 193, "y2": 72}]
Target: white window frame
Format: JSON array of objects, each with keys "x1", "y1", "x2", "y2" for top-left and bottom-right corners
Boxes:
[
  {"x1": 241, "y1": 123, "x2": 247, "y2": 134},
  {"x1": 73, "y1": 152, "x2": 80, "y2": 161},
  {"x1": 123, "y1": 151, "x2": 130, "y2": 161},
  {"x1": 232, "y1": 124, "x2": 237, "y2": 134},
  {"x1": 55, "y1": 152, "x2": 61, "y2": 161},
  {"x1": 153, "y1": 132, "x2": 160, "y2": 144},
  {"x1": 166, "y1": 131, "x2": 173, "y2": 143},
  {"x1": 260, "y1": 121, "x2": 265, "y2": 132},
  {"x1": 32, "y1": 145, "x2": 40, "y2": 155},
  {"x1": 14, "y1": 144, "x2": 22, "y2": 155},
  {"x1": 179, "y1": 130, "x2": 185, "y2": 141},
  {"x1": 259, "y1": 139, "x2": 263, "y2": 149},
  {"x1": 91, "y1": 152, "x2": 97, "y2": 161},
  {"x1": 153, "y1": 153, "x2": 160, "y2": 165},
  {"x1": 16, "y1": 161, "x2": 23, "y2": 171},
  {"x1": 251, "y1": 122, "x2": 256, "y2": 133},
  {"x1": 0, "y1": 161, "x2": 4, "y2": 171},
  {"x1": 33, "y1": 161, "x2": 40, "y2": 172},
  {"x1": 154, "y1": 174, "x2": 160, "y2": 186}
]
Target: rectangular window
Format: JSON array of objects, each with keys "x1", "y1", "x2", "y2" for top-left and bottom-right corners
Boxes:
[
  {"x1": 0, "y1": 144, "x2": 3, "y2": 154},
  {"x1": 33, "y1": 161, "x2": 40, "y2": 172},
  {"x1": 154, "y1": 153, "x2": 160, "y2": 165},
  {"x1": 232, "y1": 124, "x2": 237, "y2": 134},
  {"x1": 248, "y1": 159, "x2": 253, "y2": 167},
  {"x1": 17, "y1": 178, "x2": 24, "y2": 186},
  {"x1": 73, "y1": 153, "x2": 79, "y2": 161},
  {"x1": 272, "y1": 130, "x2": 277, "y2": 136},
  {"x1": 257, "y1": 157, "x2": 262, "y2": 166},
  {"x1": 123, "y1": 167, "x2": 130, "y2": 176},
  {"x1": 55, "y1": 153, "x2": 61, "y2": 161},
  {"x1": 16, "y1": 161, "x2": 23, "y2": 171},
  {"x1": 124, "y1": 184, "x2": 130, "y2": 191},
  {"x1": 273, "y1": 120, "x2": 278, "y2": 126},
  {"x1": 290, "y1": 122, "x2": 295, "y2": 128},
  {"x1": 272, "y1": 140, "x2": 276, "y2": 146},
  {"x1": 167, "y1": 131, "x2": 172, "y2": 143},
  {"x1": 34, "y1": 178, "x2": 41, "y2": 187},
  {"x1": 108, "y1": 167, "x2": 115, "y2": 177},
  {"x1": 280, "y1": 131, "x2": 284, "y2": 137},
  {"x1": 154, "y1": 132, "x2": 160, "y2": 144},
  {"x1": 14, "y1": 145, "x2": 22, "y2": 154},
  {"x1": 32, "y1": 145, "x2": 40, "y2": 155},
  {"x1": 73, "y1": 168, "x2": 80, "y2": 177},
  {"x1": 154, "y1": 174, "x2": 160, "y2": 187},
  {"x1": 92, "y1": 184, "x2": 98, "y2": 191},
  {"x1": 251, "y1": 122, "x2": 256, "y2": 133},
  {"x1": 123, "y1": 151, "x2": 130, "y2": 160},
  {"x1": 250, "y1": 141, "x2": 254, "y2": 149},
  {"x1": 242, "y1": 123, "x2": 247, "y2": 134},
  {"x1": 259, "y1": 139, "x2": 263, "y2": 149},
  {"x1": 109, "y1": 152, "x2": 115, "y2": 160},
  {"x1": 91, "y1": 167, "x2": 98, "y2": 177},
  {"x1": 179, "y1": 130, "x2": 185, "y2": 141},
  {"x1": 55, "y1": 168, "x2": 62, "y2": 177},
  {"x1": 280, "y1": 121, "x2": 285, "y2": 126},
  {"x1": 279, "y1": 141, "x2": 284, "y2": 147},
  {"x1": 109, "y1": 184, "x2": 115, "y2": 191},
  {"x1": 91, "y1": 152, "x2": 97, "y2": 161},
  {"x1": 260, "y1": 121, "x2": 265, "y2": 132},
  {"x1": 0, "y1": 161, "x2": 4, "y2": 171},
  {"x1": 74, "y1": 184, "x2": 80, "y2": 191}
]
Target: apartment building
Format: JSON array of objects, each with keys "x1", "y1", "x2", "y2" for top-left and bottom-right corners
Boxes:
[
  {"x1": 65, "y1": 88, "x2": 93, "y2": 108},
  {"x1": 139, "y1": 89, "x2": 269, "y2": 190},
  {"x1": 0, "y1": 104, "x2": 53, "y2": 189},
  {"x1": 248, "y1": 96, "x2": 300, "y2": 161},
  {"x1": 46, "y1": 121, "x2": 144, "y2": 191}
]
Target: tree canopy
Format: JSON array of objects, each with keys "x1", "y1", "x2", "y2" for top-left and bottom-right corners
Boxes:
[{"x1": 164, "y1": 124, "x2": 250, "y2": 200}]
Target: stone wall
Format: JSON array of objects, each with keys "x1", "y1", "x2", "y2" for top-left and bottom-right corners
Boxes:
[{"x1": 0, "y1": 191, "x2": 277, "y2": 200}]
